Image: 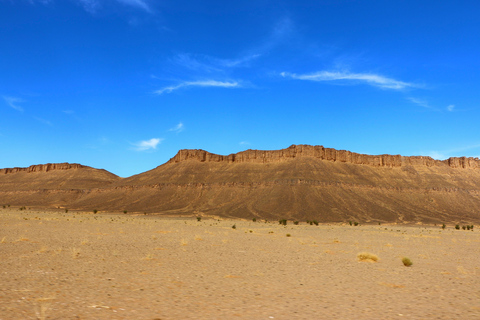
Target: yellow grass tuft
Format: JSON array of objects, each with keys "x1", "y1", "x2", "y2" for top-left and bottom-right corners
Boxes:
[
  {"x1": 34, "y1": 295, "x2": 55, "y2": 320},
  {"x1": 357, "y1": 252, "x2": 379, "y2": 262},
  {"x1": 402, "y1": 257, "x2": 413, "y2": 267},
  {"x1": 70, "y1": 247, "x2": 80, "y2": 259}
]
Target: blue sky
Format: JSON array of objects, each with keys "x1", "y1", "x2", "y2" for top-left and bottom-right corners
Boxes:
[{"x1": 1, "y1": 0, "x2": 480, "y2": 177}]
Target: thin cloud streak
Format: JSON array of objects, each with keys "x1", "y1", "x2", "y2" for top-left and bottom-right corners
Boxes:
[
  {"x1": 154, "y1": 80, "x2": 240, "y2": 95},
  {"x1": 169, "y1": 122, "x2": 184, "y2": 133},
  {"x1": 407, "y1": 97, "x2": 433, "y2": 109},
  {"x1": 116, "y1": 0, "x2": 151, "y2": 12},
  {"x1": 426, "y1": 143, "x2": 480, "y2": 160},
  {"x1": 281, "y1": 71, "x2": 415, "y2": 90},
  {"x1": 133, "y1": 138, "x2": 163, "y2": 151},
  {"x1": 3, "y1": 96, "x2": 25, "y2": 112}
]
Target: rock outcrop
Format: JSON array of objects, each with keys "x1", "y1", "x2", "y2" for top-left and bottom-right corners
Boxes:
[
  {"x1": 1, "y1": 145, "x2": 480, "y2": 223},
  {"x1": 168, "y1": 144, "x2": 480, "y2": 169},
  {"x1": 0, "y1": 163, "x2": 88, "y2": 174}
]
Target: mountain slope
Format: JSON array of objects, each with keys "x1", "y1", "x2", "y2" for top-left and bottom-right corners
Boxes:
[{"x1": 1, "y1": 146, "x2": 480, "y2": 224}]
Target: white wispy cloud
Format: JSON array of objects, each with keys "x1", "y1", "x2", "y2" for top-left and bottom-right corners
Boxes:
[
  {"x1": 33, "y1": 116, "x2": 53, "y2": 126},
  {"x1": 425, "y1": 143, "x2": 480, "y2": 160},
  {"x1": 154, "y1": 80, "x2": 240, "y2": 95},
  {"x1": 3, "y1": 96, "x2": 25, "y2": 112},
  {"x1": 407, "y1": 97, "x2": 433, "y2": 109},
  {"x1": 77, "y1": 0, "x2": 99, "y2": 13},
  {"x1": 281, "y1": 71, "x2": 414, "y2": 90},
  {"x1": 116, "y1": 0, "x2": 151, "y2": 13},
  {"x1": 169, "y1": 122, "x2": 184, "y2": 133},
  {"x1": 239, "y1": 141, "x2": 250, "y2": 146},
  {"x1": 133, "y1": 138, "x2": 163, "y2": 151},
  {"x1": 29, "y1": 0, "x2": 151, "y2": 13},
  {"x1": 447, "y1": 104, "x2": 455, "y2": 112}
]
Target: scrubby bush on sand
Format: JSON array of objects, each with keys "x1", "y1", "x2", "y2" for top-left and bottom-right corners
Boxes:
[
  {"x1": 357, "y1": 252, "x2": 378, "y2": 262},
  {"x1": 402, "y1": 257, "x2": 413, "y2": 267}
]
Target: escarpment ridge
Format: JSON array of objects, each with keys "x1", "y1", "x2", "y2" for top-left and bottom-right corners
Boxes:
[
  {"x1": 0, "y1": 163, "x2": 89, "y2": 174},
  {"x1": 168, "y1": 144, "x2": 480, "y2": 169},
  {"x1": 1, "y1": 145, "x2": 480, "y2": 224}
]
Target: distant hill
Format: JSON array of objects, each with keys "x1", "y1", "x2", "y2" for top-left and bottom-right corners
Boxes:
[
  {"x1": 1, "y1": 145, "x2": 480, "y2": 224},
  {"x1": 0, "y1": 163, "x2": 120, "y2": 208}
]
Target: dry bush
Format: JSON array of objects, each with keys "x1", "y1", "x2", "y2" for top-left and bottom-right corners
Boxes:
[
  {"x1": 357, "y1": 252, "x2": 379, "y2": 262},
  {"x1": 402, "y1": 257, "x2": 413, "y2": 267}
]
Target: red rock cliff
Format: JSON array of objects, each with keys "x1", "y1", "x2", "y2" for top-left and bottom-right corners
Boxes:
[
  {"x1": 168, "y1": 144, "x2": 480, "y2": 169},
  {"x1": 0, "y1": 163, "x2": 89, "y2": 174}
]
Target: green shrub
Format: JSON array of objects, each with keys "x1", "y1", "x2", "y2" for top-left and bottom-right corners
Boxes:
[
  {"x1": 455, "y1": 224, "x2": 460, "y2": 230},
  {"x1": 123, "y1": 210, "x2": 128, "y2": 214},
  {"x1": 442, "y1": 224, "x2": 446, "y2": 229},
  {"x1": 466, "y1": 225, "x2": 471, "y2": 230},
  {"x1": 313, "y1": 220, "x2": 319, "y2": 226},
  {"x1": 65, "y1": 209, "x2": 68, "y2": 213},
  {"x1": 279, "y1": 219, "x2": 287, "y2": 226},
  {"x1": 402, "y1": 257, "x2": 413, "y2": 267},
  {"x1": 232, "y1": 224, "x2": 236, "y2": 229},
  {"x1": 294, "y1": 221, "x2": 299, "y2": 225},
  {"x1": 354, "y1": 222, "x2": 359, "y2": 226},
  {"x1": 93, "y1": 209, "x2": 98, "y2": 214},
  {"x1": 462, "y1": 225, "x2": 466, "y2": 230},
  {"x1": 252, "y1": 218, "x2": 256, "y2": 222},
  {"x1": 349, "y1": 221, "x2": 352, "y2": 226},
  {"x1": 286, "y1": 234, "x2": 291, "y2": 237},
  {"x1": 196, "y1": 217, "x2": 201, "y2": 222}
]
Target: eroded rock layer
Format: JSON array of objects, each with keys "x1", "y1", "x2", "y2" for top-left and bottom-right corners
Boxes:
[
  {"x1": 168, "y1": 145, "x2": 480, "y2": 169},
  {"x1": 1, "y1": 145, "x2": 480, "y2": 224}
]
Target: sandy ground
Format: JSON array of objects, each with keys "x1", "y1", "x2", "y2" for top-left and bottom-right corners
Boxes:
[{"x1": 1, "y1": 209, "x2": 479, "y2": 320}]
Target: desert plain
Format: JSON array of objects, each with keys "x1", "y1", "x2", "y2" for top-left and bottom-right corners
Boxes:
[{"x1": 1, "y1": 208, "x2": 479, "y2": 320}]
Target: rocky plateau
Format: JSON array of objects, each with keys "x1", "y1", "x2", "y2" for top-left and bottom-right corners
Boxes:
[{"x1": 1, "y1": 145, "x2": 480, "y2": 223}]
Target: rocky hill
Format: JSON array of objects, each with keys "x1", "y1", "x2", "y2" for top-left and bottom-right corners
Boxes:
[{"x1": 1, "y1": 145, "x2": 480, "y2": 224}]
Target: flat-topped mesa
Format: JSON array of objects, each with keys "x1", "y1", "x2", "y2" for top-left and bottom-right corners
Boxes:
[
  {"x1": 0, "y1": 163, "x2": 88, "y2": 174},
  {"x1": 168, "y1": 144, "x2": 480, "y2": 169}
]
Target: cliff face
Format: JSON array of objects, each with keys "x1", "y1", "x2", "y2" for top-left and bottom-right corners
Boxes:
[
  {"x1": 168, "y1": 144, "x2": 480, "y2": 169},
  {"x1": 1, "y1": 146, "x2": 480, "y2": 223},
  {"x1": 0, "y1": 163, "x2": 88, "y2": 174}
]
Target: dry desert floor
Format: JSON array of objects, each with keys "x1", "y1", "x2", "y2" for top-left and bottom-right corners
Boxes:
[{"x1": 1, "y1": 208, "x2": 479, "y2": 319}]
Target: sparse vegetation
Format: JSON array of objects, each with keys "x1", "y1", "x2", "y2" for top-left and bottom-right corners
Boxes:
[
  {"x1": 65, "y1": 209, "x2": 68, "y2": 213},
  {"x1": 455, "y1": 224, "x2": 460, "y2": 230},
  {"x1": 313, "y1": 220, "x2": 319, "y2": 226},
  {"x1": 123, "y1": 210, "x2": 128, "y2": 214},
  {"x1": 349, "y1": 221, "x2": 352, "y2": 226},
  {"x1": 402, "y1": 257, "x2": 413, "y2": 267},
  {"x1": 294, "y1": 221, "x2": 299, "y2": 225},
  {"x1": 279, "y1": 219, "x2": 287, "y2": 226},
  {"x1": 252, "y1": 218, "x2": 256, "y2": 222},
  {"x1": 232, "y1": 224, "x2": 236, "y2": 229},
  {"x1": 357, "y1": 252, "x2": 378, "y2": 262},
  {"x1": 93, "y1": 209, "x2": 98, "y2": 214},
  {"x1": 196, "y1": 217, "x2": 201, "y2": 222},
  {"x1": 354, "y1": 222, "x2": 359, "y2": 226},
  {"x1": 442, "y1": 224, "x2": 446, "y2": 229}
]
